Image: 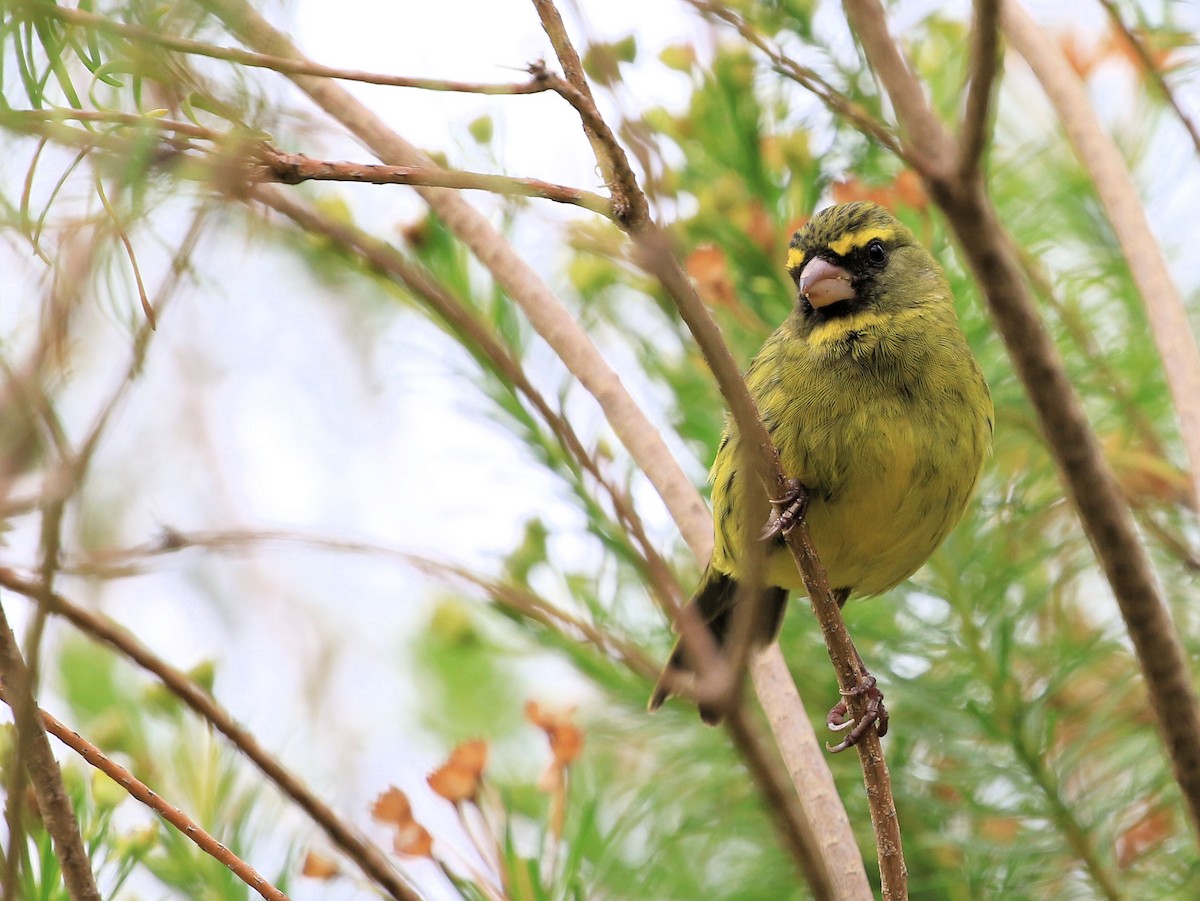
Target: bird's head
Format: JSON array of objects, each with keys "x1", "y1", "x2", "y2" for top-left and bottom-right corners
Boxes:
[{"x1": 786, "y1": 201, "x2": 945, "y2": 327}]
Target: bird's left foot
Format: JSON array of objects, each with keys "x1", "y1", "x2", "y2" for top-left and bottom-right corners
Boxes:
[
  {"x1": 761, "y1": 478, "x2": 808, "y2": 540},
  {"x1": 826, "y1": 673, "x2": 888, "y2": 753}
]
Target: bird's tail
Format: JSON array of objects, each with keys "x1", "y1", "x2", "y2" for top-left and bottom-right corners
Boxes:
[{"x1": 648, "y1": 568, "x2": 788, "y2": 724}]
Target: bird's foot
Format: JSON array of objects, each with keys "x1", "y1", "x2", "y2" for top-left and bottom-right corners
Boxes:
[
  {"x1": 826, "y1": 673, "x2": 889, "y2": 753},
  {"x1": 761, "y1": 478, "x2": 808, "y2": 541}
]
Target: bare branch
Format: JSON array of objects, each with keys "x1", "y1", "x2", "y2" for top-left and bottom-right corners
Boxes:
[
  {"x1": 530, "y1": 3, "x2": 879, "y2": 895},
  {"x1": 958, "y1": 0, "x2": 1002, "y2": 177},
  {"x1": 845, "y1": 0, "x2": 1200, "y2": 849},
  {"x1": 686, "y1": 0, "x2": 908, "y2": 163},
  {"x1": 0, "y1": 598, "x2": 101, "y2": 901},
  {"x1": 198, "y1": 0, "x2": 865, "y2": 892},
  {"x1": 528, "y1": 1, "x2": 648, "y2": 226},
  {"x1": 200, "y1": 0, "x2": 712, "y2": 559},
  {"x1": 253, "y1": 148, "x2": 612, "y2": 216},
  {"x1": 248, "y1": 187, "x2": 683, "y2": 617},
  {"x1": 842, "y1": 0, "x2": 954, "y2": 177},
  {"x1": 2, "y1": 107, "x2": 220, "y2": 141},
  {"x1": 1095, "y1": 0, "x2": 1200, "y2": 158},
  {"x1": 0, "y1": 685, "x2": 290, "y2": 901},
  {"x1": 1002, "y1": 0, "x2": 1200, "y2": 514},
  {"x1": 36, "y1": 4, "x2": 551, "y2": 96},
  {"x1": 0, "y1": 570, "x2": 423, "y2": 901}
]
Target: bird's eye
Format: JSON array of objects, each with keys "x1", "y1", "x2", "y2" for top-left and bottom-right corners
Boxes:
[{"x1": 866, "y1": 240, "x2": 887, "y2": 266}]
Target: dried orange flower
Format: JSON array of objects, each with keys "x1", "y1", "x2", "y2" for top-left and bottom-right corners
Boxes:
[
  {"x1": 427, "y1": 739, "x2": 488, "y2": 803},
  {"x1": 301, "y1": 851, "x2": 340, "y2": 879},
  {"x1": 394, "y1": 822, "x2": 434, "y2": 858},
  {"x1": 525, "y1": 701, "x2": 584, "y2": 766},
  {"x1": 370, "y1": 786, "x2": 413, "y2": 827}
]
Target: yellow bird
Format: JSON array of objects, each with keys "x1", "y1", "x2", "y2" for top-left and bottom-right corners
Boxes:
[{"x1": 651, "y1": 201, "x2": 992, "y2": 734}]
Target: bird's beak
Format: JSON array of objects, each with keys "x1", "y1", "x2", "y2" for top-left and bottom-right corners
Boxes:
[{"x1": 799, "y1": 257, "x2": 856, "y2": 308}]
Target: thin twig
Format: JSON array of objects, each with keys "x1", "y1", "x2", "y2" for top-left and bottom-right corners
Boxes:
[
  {"x1": 685, "y1": 0, "x2": 908, "y2": 163},
  {"x1": 958, "y1": 0, "x2": 1002, "y2": 178},
  {"x1": 1095, "y1": 0, "x2": 1200, "y2": 158},
  {"x1": 199, "y1": 0, "x2": 712, "y2": 560},
  {"x1": 0, "y1": 569, "x2": 423, "y2": 901},
  {"x1": 1002, "y1": 0, "x2": 1200, "y2": 515},
  {"x1": 0, "y1": 597, "x2": 101, "y2": 901},
  {"x1": 61, "y1": 526, "x2": 662, "y2": 677},
  {"x1": 2, "y1": 107, "x2": 220, "y2": 141},
  {"x1": 30, "y1": 2, "x2": 552, "y2": 96},
  {"x1": 249, "y1": 186, "x2": 682, "y2": 618},
  {"x1": 253, "y1": 148, "x2": 612, "y2": 216},
  {"x1": 0, "y1": 685, "x2": 290, "y2": 901}
]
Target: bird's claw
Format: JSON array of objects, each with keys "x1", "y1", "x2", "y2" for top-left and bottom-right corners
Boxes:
[
  {"x1": 761, "y1": 478, "x2": 808, "y2": 541},
  {"x1": 825, "y1": 674, "x2": 888, "y2": 753}
]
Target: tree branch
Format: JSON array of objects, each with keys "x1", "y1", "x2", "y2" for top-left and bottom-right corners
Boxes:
[
  {"x1": 958, "y1": 0, "x2": 1002, "y2": 178},
  {"x1": 531, "y1": 3, "x2": 881, "y2": 897},
  {"x1": 252, "y1": 147, "x2": 612, "y2": 215},
  {"x1": 0, "y1": 569, "x2": 423, "y2": 901},
  {"x1": 1001, "y1": 0, "x2": 1200, "y2": 515},
  {"x1": 842, "y1": 0, "x2": 954, "y2": 177},
  {"x1": 248, "y1": 186, "x2": 682, "y2": 617},
  {"x1": 197, "y1": 0, "x2": 713, "y2": 562},
  {"x1": 199, "y1": 1, "x2": 867, "y2": 894},
  {"x1": 31, "y1": 3, "x2": 551, "y2": 96},
  {"x1": 0, "y1": 597, "x2": 101, "y2": 901},
  {"x1": 0, "y1": 684, "x2": 290, "y2": 901},
  {"x1": 845, "y1": 0, "x2": 1200, "y2": 848},
  {"x1": 1095, "y1": 0, "x2": 1200, "y2": 159}
]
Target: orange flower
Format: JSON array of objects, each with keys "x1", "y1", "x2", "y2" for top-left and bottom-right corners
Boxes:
[
  {"x1": 394, "y1": 822, "x2": 434, "y2": 858},
  {"x1": 427, "y1": 739, "x2": 488, "y2": 803},
  {"x1": 685, "y1": 245, "x2": 736, "y2": 310},
  {"x1": 301, "y1": 851, "x2": 340, "y2": 879},
  {"x1": 370, "y1": 786, "x2": 435, "y2": 859},
  {"x1": 370, "y1": 786, "x2": 413, "y2": 826},
  {"x1": 525, "y1": 701, "x2": 584, "y2": 766}
]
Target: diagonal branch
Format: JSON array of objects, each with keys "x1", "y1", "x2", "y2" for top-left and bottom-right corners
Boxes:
[
  {"x1": 0, "y1": 596, "x2": 101, "y2": 901},
  {"x1": 198, "y1": 1, "x2": 865, "y2": 895},
  {"x1": 842, "y1": 0, "x2": 954, "y2": 177},
  {"x1": 32, "y1": 3, "x2": 551, "y2": 96},
  {"x1": 197, "y1": 0, "x2": 712, "y2": 564},
  {"x1": 1095, "y1": 0, "x2": 1200, "y2": 159},
  {"x1": 958, "y1": 0, "x2": 1002, "y2": 177},
  {"x1": 0, "y1": 685, "x2": 289, "y2": 901},
  {"x1": 531, "y1": 3, "x2": 880, "y2": 897},
  {"x1": 248, "y1": 186, "x2": 682, "y2": 618},
  {"x1": 845, "y1": 0, "x2": 1200, "y2": 848},
  {"x1": 0, "y1": 569, "x2": 423, "y2": 901},
  {"x1": 1001, "y1": 0, "x2": 1200, "y2": 515},
  {"x1": 252, "y1": 148, "x2": 612, "y2": 215}
]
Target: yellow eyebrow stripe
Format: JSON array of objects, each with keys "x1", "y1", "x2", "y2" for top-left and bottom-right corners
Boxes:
[
  {"x1": 827, "y1": 225, "x2": 897, "y2": 257},
  {"x1": 786, "y1": 246, "x2": 805, "y2": 271}
]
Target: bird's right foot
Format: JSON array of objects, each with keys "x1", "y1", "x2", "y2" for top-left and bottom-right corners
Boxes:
[{"x1": 761, "y1": 478, "x2": 808, "y2": 540}]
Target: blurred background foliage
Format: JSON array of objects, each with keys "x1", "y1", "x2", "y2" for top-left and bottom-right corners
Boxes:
[{"x1": 1, "y1": 0, "x2": 1199, "y2": 898}]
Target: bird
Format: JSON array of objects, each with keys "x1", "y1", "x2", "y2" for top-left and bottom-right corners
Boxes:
[{"x1": 650, "y1": 201, "x2": 993, "y2": 740}]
